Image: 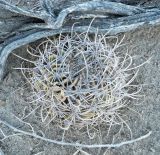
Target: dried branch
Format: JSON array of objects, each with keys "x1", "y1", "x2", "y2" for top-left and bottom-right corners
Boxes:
[
  {"x1": 0, "y1": 119, "x2": 152, "y2": 148},
  {"x1": 53, "y1": 1, "x2": 145, "y2": 28},
  {"x1": 0, "y1": 8, "x2": 160, "y2": 80},
  {"x1": 0, "y1": 0, "x2": 145, "y2": 28},
  {"x1": 0, "y1": 0, "x2": 160, "y2": 80}
]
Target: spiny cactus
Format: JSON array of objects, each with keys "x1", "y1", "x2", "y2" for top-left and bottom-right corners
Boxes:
[{"x1": 22, "y1": 32, "x2": 142, "y2": 132}]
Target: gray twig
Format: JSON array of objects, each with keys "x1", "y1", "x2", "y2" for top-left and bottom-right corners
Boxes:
[{"x1": 0, "y1": 119, "x2": 152, "y2": 148}]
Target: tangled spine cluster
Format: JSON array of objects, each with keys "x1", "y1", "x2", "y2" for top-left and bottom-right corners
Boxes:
[{"x1": 23, "y1": 32, "x2": 142, "y2": 131}]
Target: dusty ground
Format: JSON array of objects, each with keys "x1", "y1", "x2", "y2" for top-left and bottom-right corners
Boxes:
[
  {"x1": 0, "y1": 24, "x2": 160, "y2": 155},
  {"x1": 0, "y1": 0, "x2": 160, "y2": 154}
]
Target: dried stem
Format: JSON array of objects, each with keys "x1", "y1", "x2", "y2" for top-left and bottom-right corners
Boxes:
[{"x1": 0, "y1": 119, "x2": 152, "y2": 148}]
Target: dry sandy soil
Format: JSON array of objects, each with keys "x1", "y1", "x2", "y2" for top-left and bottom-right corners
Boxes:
[{"x1": 0, "y1": 1, "x2": 160, "y2": 155}]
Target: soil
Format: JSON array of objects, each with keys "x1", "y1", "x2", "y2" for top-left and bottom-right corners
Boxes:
[{"x1": 0, "y1": 1, "x2": 160, "y2": 155}]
